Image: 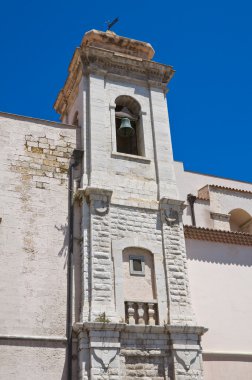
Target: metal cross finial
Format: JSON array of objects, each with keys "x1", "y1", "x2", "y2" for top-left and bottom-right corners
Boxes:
[{"x1": 106, "y1": 17, "x2": 119, "y2": 31}]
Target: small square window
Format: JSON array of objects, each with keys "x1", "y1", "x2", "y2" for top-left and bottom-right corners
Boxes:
[{"x1": 129, "y1": 256, "x2": 145, "y2": 276}]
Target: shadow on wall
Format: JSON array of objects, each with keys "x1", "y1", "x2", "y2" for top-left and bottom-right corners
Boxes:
[
  {"x1": 55, "y1": 221, "x2": 69, "y2": 269},
  {"x1": 186, "y1": 240, "x2": 252, "y2": 267}
]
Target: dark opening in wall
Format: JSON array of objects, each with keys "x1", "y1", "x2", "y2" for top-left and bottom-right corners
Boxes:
[
  {"x1": 115, "y1": 106, "x2": 138, "y2": 155},
  {"x1": 115, "y1": 95, "x2": 144, "y2": 157}
]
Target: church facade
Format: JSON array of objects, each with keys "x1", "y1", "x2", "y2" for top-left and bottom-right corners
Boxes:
[{"x1": 0, "y1": 29, "x2": 251, "y2": 380}]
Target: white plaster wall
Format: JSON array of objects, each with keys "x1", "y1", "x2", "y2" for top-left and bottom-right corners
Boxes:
[
  {"x1": 186, "y1": 239, "x2": 252, "y2": 352},
  {"x1": 0, "y1": 342, "x2": 67, "y2": 380},
  {"x1": 203, "y1": 357, "x2": 252, "y2": 380},
  {"x1": 0, "y1": 114, "x2": 76, "y2": 379},
  {"x1": 175, "y1": 161, "x2": 252, "y2": 227},
  {"x1": 209, "y1": 188, "x2": 252, "y2": 216}
]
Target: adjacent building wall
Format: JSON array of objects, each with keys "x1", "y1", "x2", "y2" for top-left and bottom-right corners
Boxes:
[
  {"x1": 174, "y1": 161, "x2": 252, "y2": 227},
  {"x1": 186, "y1": 238, "x2": 252, "y2": 379},
  {"x1": 0, "y1": 113, "x2": 76, "y2": 379}
]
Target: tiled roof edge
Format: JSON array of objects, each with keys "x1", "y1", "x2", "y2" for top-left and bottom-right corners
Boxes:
[
  {"x1": 208, "y1": 184, "x2": 252, "y2": 196},
  {"x1": 184, "y1": 225, "x2": 252, "y2": 246}
]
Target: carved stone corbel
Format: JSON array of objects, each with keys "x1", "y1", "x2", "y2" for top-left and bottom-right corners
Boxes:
[
  {"x1": 174, "y1": 349, "x2": 200, "y2": 371},
  {"x1": 159, "y1": 198, "x2": 186, "y2": 226},
  {"x1": 93, "y1": 347, "x2": 119, "y2": 372},
  {"x1": 84, "y1": 187, "x2": 113, "y2": 216}
]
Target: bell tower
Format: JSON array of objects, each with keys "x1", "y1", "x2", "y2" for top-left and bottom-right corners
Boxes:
[{"x1": 55, "y1": 29, "x2": 207, "y2": 380}]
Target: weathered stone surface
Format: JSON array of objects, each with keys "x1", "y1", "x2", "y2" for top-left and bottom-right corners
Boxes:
[{"x1": 0, "y1": 114, "x2": 76, "y2": 379}]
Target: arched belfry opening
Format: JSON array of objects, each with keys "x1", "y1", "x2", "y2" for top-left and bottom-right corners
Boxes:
[
  {"x1": 229, "y1": 208, "x2": 252, "y2": 233},
  {"x1": 115, "y1": 95, "x2": 144, "y2": 156}
]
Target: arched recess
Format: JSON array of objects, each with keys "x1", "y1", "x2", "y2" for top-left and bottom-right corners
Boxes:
[
  {"x1": 229, "y1": 208, "x2": 252, "y2": 233},
  {"x1": 114, "y1": 95, "x2": 145, "y2": 156},
  {"x1": 112, "y1": 236, "x2": 167, "y2": 324},
  {"x1": 123, "y1": 247, "x2": 157, "y2": 301}
]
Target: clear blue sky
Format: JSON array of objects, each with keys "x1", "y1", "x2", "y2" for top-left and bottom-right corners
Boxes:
[{"x1": 1, "y1": 0, "x2": 252, "y2": 182}]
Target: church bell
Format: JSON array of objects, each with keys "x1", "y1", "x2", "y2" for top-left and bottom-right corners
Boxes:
[
  {"x1": 118, "y1": 117, "x2": 135, "y2": 137},
  {"x1": 115, "y1": 106, "x2": 136, "y2": 138}
]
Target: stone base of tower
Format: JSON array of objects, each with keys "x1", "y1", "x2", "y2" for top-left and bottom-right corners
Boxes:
[{"x1": 74, "y1": 322, "x2": 207, "y2": 380}]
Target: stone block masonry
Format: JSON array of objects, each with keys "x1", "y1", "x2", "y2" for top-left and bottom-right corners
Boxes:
[
  {"x1": 160, "y1": 198, "x2": 195, "y2": 325},
  {"x1": 79, "y1": 187, "x2": 206, "y2": 379},
  {"x1": 74, "y1": 323, "x2": 206, "y2": 380},
  {"x1": 0, "y1": 114, "x2": 76, "y2": 379},
  {"x1": 10, "y1": 132, "x2": 75, "y2": 189}
]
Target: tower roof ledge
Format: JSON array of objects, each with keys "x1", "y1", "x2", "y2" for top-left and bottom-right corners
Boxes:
[{"x1": 81, "y1": 29, "x2": 155, "y2": 60}]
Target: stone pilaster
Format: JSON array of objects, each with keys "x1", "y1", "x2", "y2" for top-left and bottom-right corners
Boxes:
[
  {"x1": 168, "y1": 326, "x2": 207, "y2": 380},
  {"x1": 83, "y1": 187, "x2": 116, "y2": 321},
  {"x1": 74, "y1": 323, "x2": 124, "y2": 380},
  {"x1": 160, "y1": 198, "x2": 195, "y2": 325},
  {"x1": 77, "y1": 330, "x2": 89, "y2": 380}
]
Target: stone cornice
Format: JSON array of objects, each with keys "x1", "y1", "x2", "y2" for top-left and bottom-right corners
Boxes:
[
  {"x1": 165, "y1": 325, "x2": 208, "y2": 336},
  {"x1": 73, "y1": 322, "x2": 207, "y2": 336},
  {"x1": 81, "y1": 29, "x2": 155, "y2": 60},
  {"x1": 159, "y1": 198, "x2": 186, "y2": 209},
  {"x1": 54, "y1": 48, "x2": 82, "y2": 118},
  {"x1": 54, "y1": 45, "x2": 175, "y2": 117},
  {"x1": 83, "y1": 186, "x2": 113, "y2": 200},
  {"x1": 210, "y1": 212, "x2": 230, "y2": 222},
  {"x1": 80, "y1": 46, "x2": 174, "y2": 87}
]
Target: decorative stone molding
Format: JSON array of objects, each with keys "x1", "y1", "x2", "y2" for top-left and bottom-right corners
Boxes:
[
  {"x1": 80, "y1": 46, "x2": 174, "y2": 86},
  {"x1": 127, "y1": 302, "x2": 135, "y2": 325},
  {"x1": 174, "y1": 349, "x2": 200, "y2": 371},
  {"x1": 159, "y1": 198, "x2": 186, "y2": 225},
  {"x1": 73, "y1": 323, "x2": 207, "y2": 380},
  {"x1": 210, "y1": 211, "x2": 231, "y2": 231},
  {"x1": 73, "y1": 321, "x2": 207, "y2": 335},
  {"x1": 111, "y1": 151, "x2": 151, "y2": 164},
  {"x1": 54, "y1": 48, "x2": 82, "y2": 117},
  {"x1": 163, "y1": 208, "x2": 179, "y2": 226},
  {"x1": 125, "y1": 301, "x2": 158, "y2": 325},
  {"x1": 210, "y1": 212, "x2": 230, "y2": 222},
  {"x1": 81, "y1": 29, "x2": 155, "y2": 60},
  {"x1": 54, "y1": 32, "x2": 175, "y2": 117},
  {"x1": 74, "y1": 322, "x2": 123, "y2": 379},
  {"x1": 84, "y1": 186, "x2": 113, "y2": 200},
  {"x1": 120, "y1": 348, "x2": 165, "y2": 357},
  {"x1": 73, "y1": 322, "x2": 126, "y2": 333},
  {"x1": 168, "y1": 325, "x2": 207, "y2": 380},
  {"x1": 148, "y1": 302, "x2": 156, "y2": 326},
  {"x1": 166, "y1": 325, "x2": 207, "y2": 335},
  {"x1": 83, "y1": 186, "x2": 113, "y2": 216},
  {"x1": 92, "y1": 347, "x2": 119, "y2": 372}
]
